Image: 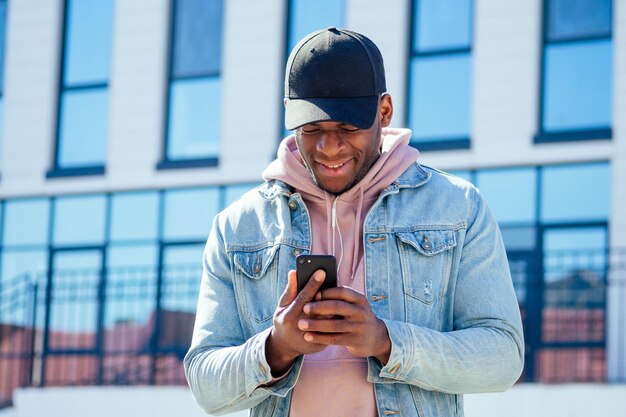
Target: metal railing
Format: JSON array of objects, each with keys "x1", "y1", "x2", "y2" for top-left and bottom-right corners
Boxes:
[{"x1": 1, "y1": 249, "x2": 626, "y2": 408}]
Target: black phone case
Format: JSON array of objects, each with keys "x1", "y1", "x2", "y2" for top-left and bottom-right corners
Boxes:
[{"x1": 296, "y1": 255, "x2": 338, "y2": 292}]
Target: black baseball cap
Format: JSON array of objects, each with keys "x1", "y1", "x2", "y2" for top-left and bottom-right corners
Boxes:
[{"x1": 284, "y1": 27, "x2": 387, "y2": 131}]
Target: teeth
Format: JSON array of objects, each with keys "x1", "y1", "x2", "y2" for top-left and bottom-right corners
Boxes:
[{"x1": 326, "y1": 162, "x2": 344, "y2": 169}]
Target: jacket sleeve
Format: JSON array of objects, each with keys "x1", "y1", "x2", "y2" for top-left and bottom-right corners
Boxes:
[
  {"x1": 184, "y1": 216, "x2": 303, "y2": 415},
  {"x1": 367, "y1": 186, "x2": 524, "y2": 393}
]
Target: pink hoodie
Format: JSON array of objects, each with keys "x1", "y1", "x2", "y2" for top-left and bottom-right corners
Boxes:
[{"x1": 262, "y1": 128, "x2": 419, "y2": 417}]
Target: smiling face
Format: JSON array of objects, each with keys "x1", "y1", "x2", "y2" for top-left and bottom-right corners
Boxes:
[{"x1": 294, "y1": 95, "x2": 393, "y2": 195}]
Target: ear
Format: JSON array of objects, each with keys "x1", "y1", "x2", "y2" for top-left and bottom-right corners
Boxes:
[{"x1": 379, "y1": 94, "x2": 393, "y2": 127}]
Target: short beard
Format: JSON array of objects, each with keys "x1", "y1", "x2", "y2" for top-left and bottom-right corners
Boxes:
[{"x1": 307, "y1": 122, "x2": 382, "y2": 195}]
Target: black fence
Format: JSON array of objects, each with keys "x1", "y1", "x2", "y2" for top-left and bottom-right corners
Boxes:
[{"x1": 1, "y1": 250, "x2": 626, "y2": 408}]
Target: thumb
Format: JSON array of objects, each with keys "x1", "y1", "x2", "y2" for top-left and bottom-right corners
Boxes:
[{"x1": 278, "y1": 270, "x2": 298, "y2": 307}]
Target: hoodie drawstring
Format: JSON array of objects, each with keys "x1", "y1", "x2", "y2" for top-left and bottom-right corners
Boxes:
[{"x1": 331, "y1": 197, "x2": 344, "y2": 274}]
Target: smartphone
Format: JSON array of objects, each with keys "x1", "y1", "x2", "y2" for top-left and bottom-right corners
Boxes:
[{"x1": 296, "y1": 254, "x2": 338, "y2": 292}]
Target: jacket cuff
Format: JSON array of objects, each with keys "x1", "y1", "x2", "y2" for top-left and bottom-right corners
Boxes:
[
  {"x1": 248, "y1": 327, "x2": 304, "y2": 397},
  {"x1": 367, "y1": 319, "x2": 413, "y2": 383}
]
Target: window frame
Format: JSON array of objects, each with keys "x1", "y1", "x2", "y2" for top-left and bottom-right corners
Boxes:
[
  {"x1": 156, "y1": 0, "x2": 224, "y2": 171},
  {"x1": 47, "y1": 0, "x2": 113, "y2": 178},
  {"x1": 534, "y1": 0, "x2": 613, "y2": 144},
  {"x1": 405, "y1": 0, "x2": 474, "y2": 151}
]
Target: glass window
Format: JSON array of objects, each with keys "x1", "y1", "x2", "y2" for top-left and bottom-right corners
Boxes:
[
  {"x1": 172, "y1": 0, "x2": 223, "y2": 78},
  {"x1": 55, "y1": 0, "x2": 113, "y2": 170},
  {"x1": 223, "y1": 183, "x2": 257, "y2": 207},
  {"x1": 49, "y1": 250, "x2": 102, "y2": 348},
  {"x1": 163, "y1": 188, "x2": 219, "y2": 241},
  {"x1": 1, "y1": 250, "x2": 48, "y2": 283},
  {"x1": 501, "y1": 226, "x2": 536, "y2": 251},
  {"x1": 547, "y1": 0, "x2": 611, "y2": 41},
  {"x1": 167, "y1": 78, "x2": 221, "y2": 160},
  {"x1": 63, "y1": 0, "x2": 113, "y2": 86},
  {"x1": 288, "y1": 0, "x2": 344, "y2": 51},
  {"x1": 408, "y1": 54, "x2": 472, "y2": 141},
  {"x1": 3, "y1": 199, "x2": 51, "y2": 246},
  {"x1": 57, "y1": 89, "x2": 109, "y2": 168},
  {"x1": 543, "y1": 40, "x2": 612, "y2": 132},
  {"x1": 106, "y1": 244, "x2": 158, "y2": 327},
  {"x1": 408, "y1": 0, "x2": 473, "y2": 147},
  {"x1": 413, "y1": 0, "x2": 472, "y2": 52},
  {"x1": 541, "y1": 163, "x2": 610, "y2": 222},
  {"x1": 476, "y1": 168, "x2": 536, "y2": 224},
  {"x1": 110, "y1": 192, "x2": 159, "y2": 242},
  {"x1": 538, "y1": 0, "x2": 612, "y2": 139},
  {"x1": 161, "y1": 244, "x2": 204, "y2": 313},
  {"x1": 165, "y1": 0, "x2": 224, "y2": 162},
  {"x1": 0, "y1": 99, "x2": 4, "y2": 165},
  {"x1": 53, "y1": 195, "x2": 107, "y2": 246}
]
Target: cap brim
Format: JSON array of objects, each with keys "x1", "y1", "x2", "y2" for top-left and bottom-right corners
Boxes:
[{"x1": 284, "y1": 96, "x2": 379, "y2": 130}]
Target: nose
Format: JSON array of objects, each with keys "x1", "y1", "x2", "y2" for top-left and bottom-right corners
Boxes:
[{"x1": 316, "y1": 129, "x2": 344, "y2": 157}]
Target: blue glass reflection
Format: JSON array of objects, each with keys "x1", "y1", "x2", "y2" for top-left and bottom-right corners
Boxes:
[
  {"x1": 543, "y1": 227, "x2": 607, "y2": 286},
  {"x1": 53, "y1": 195, "x2": 106, "y2": 245},
  {"x1": 167, "y1": 78, "x2": 221, "y2": 160},
  {"x1": 543, "y1": 40, "x2": 612, "y2": 132},
  {"x1": 414, "y1": 0, "x2": 472, "y2": 52},
  {"x1": 1, "y1": 250, "x2": 48, "y2": 283},
  {"x1": 106, "y1": 245, "x2": 158, "y2": 326},
  {"x1": 0, "y1": 0, "x2": 7, "y2": 93},
  {"x1": 3, "y1": 199, "x2": 50, "y2": 246},
  {"x1": 172, "y1": 0, "x2": 223, "y2": 78},
  {"x1": 50, "y1": 250, "x2": 101, "y2": 335},
  {"x1": 163, "y1": 188, "x2": 219, "y2": 241},
  {"x1": 409, "y1": 54, "x2": 472, "y2": 140},
  {"x1": 110, "y1": 193, "x2": 159, "y2": 242},
  {"x1": 0, "y1": 100, "x2": 3, "y2": 165},
  {"x1": 58, "y1": 89, "x2": 109, "y2": 167},
  {"x1": 548, "y1": 0, "x2": 611, "y2": 41},
  {"x1": 63, "y1": 0, "x2": 113, "y2": 86},
  {"x1": 501, "y1": 226, "x2": 536, "y2": 251},
  {"x1": 541, "y1": 163, "x2": 611, "y2": 222},
  {"x1": 288, "y1": 0, "x2": 344, "y2": 51},
  {"x1": 476, "y1": 168, "x2": 536, "y2": 224},
  {"x1": 162, "y1": 244, "x2": 204, "y2": 313},
  {"x1": 224, "y1": 183, "x2": 257, "y2": 207}
]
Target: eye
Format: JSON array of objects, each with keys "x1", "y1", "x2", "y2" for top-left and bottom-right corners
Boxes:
[
  {"x1": 341, "y1": 127, "x2": 360, "y2": 133},
  {"x1": 300, "y1": 126, "x2": 321, "y2": 134}
]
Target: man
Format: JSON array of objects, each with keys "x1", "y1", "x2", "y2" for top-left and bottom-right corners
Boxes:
[{"x1": 185, "y1": 28, "x2": 523, "y2": 417}]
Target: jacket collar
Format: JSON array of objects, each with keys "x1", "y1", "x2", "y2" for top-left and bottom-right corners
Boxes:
[{"x1": 258, "y1": 162, "x2": 432, "y2": 200}]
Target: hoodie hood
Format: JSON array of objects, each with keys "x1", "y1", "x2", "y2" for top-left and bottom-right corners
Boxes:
[{"x1": 263, "y1": 127, "x2": 419, "y2": 284}]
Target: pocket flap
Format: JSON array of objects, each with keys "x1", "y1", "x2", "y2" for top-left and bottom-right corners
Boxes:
[
  {"x1": 233, "y1": 245, "x2": 280, "y2": 279},
  {"x1": 396, "y1": 230, "x2": 456, "y2": 256}
]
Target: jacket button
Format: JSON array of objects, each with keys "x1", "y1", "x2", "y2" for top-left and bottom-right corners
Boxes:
[
  {"x1": 288, "y1": 200, "x2": 297, "y2": 210},
  {"x1": 389, "y1": 363, "x2": 401, "y2": 374},
  {"x1": 421, "y1": 235, "x2": 431, "y2": 250},
  {"x1": 292, "y1": 248, "x2": 301, "y2": 256}
]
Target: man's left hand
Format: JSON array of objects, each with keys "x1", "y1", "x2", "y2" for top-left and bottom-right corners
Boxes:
[{"x1": 297, "y1": 287, "x2": 391, "y2": 364}]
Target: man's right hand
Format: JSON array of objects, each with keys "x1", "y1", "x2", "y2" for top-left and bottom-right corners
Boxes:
[{"x1": 265, "y1": 269, "x2": 327, "y2": 376}]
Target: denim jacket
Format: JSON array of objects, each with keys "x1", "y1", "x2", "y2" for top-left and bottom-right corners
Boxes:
[{"x1": 184, "y1": 163, "x2": 524, "y2": 417}]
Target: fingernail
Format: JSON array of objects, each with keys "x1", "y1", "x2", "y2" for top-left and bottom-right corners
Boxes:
[
  {"x1": 304, "y1": 334, "x2": 313, "y2": 342},
  {"x1": 315, "y1": 272, "x2": 323, "y2": 282},
  {"x1": 303, "y1": 304, "x2": 310, "y2": 314},
  {"x1": 298, "y1": 320, "x2": 308, "y2": 330}
]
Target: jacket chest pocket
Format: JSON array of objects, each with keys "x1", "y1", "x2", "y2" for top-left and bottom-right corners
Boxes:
[
  {"x1": 396, "y1": 229, "x2": 456, "y2": 306},
  {"x1": 232, "y1": 245, "x2": 280, "y2": 324}
]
